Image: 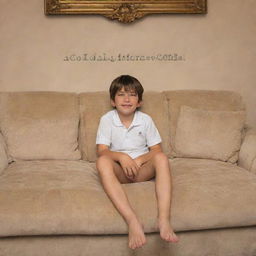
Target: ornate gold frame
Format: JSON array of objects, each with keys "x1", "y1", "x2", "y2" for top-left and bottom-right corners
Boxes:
[{"x1": 45, "y1": 0, "x2": 207, "y2": 23}]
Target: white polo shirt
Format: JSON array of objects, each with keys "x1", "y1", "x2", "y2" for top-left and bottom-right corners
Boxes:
[{"x1": 96, "y1": 110, "x2": 162, "y2": 159}]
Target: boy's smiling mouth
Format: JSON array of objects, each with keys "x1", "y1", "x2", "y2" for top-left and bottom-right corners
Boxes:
[{"x1": 121, "y1": 104, "x2": 133, "y2": 107}]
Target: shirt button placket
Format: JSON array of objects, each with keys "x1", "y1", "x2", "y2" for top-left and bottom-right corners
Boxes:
[{"x1": 122, "y1": 126, "x2": 128, "y2": 148}]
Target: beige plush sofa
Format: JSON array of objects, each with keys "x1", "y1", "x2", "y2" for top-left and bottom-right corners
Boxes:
[{"x1": 0, "y1": 90, "x2": 256, "y2": 256}]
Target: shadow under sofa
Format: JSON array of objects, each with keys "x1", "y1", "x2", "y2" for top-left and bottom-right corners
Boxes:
[{"x1": 0, "y1": 90, "x2": 256, "y2": 256}]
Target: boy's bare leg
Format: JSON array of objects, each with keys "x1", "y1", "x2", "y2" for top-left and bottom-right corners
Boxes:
[
  {"x1": 96, "y1": 155, "x2": 146, "y2": 250},
  {"x1": 153, "y1": 153, "x2": 178, "y2": 242},
  {"x1": 134, "y1": 153, "x2": 179, "y2": 243}
]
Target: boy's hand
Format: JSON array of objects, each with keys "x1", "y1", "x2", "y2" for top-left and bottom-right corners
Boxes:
[
  {"x1": 134, "y1": 157, "x2": 143, "y2": 168},
  {"x1": 119, "y1": 154, "x2": 140, "y2": 180}
]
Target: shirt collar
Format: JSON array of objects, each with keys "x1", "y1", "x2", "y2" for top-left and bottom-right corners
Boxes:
[{"x1": 113, "y1": 110, "x2": 142, "y2": 128}]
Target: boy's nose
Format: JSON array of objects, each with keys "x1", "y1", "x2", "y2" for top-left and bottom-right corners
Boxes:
[{"x1": 124, "y1": 95, "x2": 130, "y2": 101}]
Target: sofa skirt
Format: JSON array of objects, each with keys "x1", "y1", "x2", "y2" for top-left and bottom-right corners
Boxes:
[{"x1": 0, "y1": 227, "x2": 256, "y2": 256}]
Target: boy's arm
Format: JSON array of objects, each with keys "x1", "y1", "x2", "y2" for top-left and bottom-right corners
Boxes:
[
  {"x1": 134, "y1": 144, "x2": 162, "y2": 167},
  {"x1": 97, "y1": 144, "x2": 140, "y2": 179},
  {"x1": 97, "y1": 144, "x2": 124, "y2": 162}
]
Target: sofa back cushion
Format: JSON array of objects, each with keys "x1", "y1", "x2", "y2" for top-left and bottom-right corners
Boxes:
[
  {"x1": 0, "y1": 132, "x2": 8, "y2": 174},
  {"x1": 175, "y1": 106, "x2": 246, "y2": 163},
  {"x1": 0, "y1": 92, "x2": 81, "y2": 160},
  {"x1": 79, "y1": 91, "x2": 170, "y2": 162},
  {"x1": 164, "y1": 90, "x2": 246, "y2": 161}
]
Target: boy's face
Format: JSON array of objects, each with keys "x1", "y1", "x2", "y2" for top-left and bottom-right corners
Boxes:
[{"x1": 111, "y1": 87, "x2": 142, "y2": 117}]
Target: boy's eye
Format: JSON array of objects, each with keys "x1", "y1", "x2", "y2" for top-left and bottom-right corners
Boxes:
[
  {"x1": 116, "y1": 92, "x2": 137, "y2": 97},
  {"x1": 128, "y1": 92, "x2": 137, "y2": 97}
]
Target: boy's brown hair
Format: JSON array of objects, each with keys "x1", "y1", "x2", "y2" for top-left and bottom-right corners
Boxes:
[{"x1": 109, "y1": 75, "x2": 144, "y2": 102}]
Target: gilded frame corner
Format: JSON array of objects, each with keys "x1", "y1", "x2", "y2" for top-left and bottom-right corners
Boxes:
[{"x1": 45, "y1": 0, "x2": 207, "y2": 23}]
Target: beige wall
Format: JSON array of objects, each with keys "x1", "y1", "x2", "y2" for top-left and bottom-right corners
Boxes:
[{"x1": 0, "y1": 0, "x2": 256, "y2": 127}]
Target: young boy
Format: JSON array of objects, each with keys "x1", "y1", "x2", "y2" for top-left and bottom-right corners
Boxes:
[{"x1": 96, "y1": 75, "x2": 178, "y2": 250}]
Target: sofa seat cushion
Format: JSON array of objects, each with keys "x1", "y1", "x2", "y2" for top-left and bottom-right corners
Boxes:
[
  {"x1": 0, "y1": 159, "x2": 256, "y2": 237},
  {"x1": 171, "y1": 158, "x2": 256, "y2": 231},
  {"x1": 0, "y1": 160, "x2": 157, "y2": 237}
]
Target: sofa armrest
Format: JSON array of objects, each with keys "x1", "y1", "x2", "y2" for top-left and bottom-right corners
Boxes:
[
  {"x1": 238, "y1": 127, "x2": 256, "y2": 174},
  {"x1": 0, "y1": 132, "x2": 8, "y2": 174}
]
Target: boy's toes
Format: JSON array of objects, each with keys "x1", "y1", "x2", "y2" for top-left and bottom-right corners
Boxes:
[
  {"x1": 136, "y1": 240, "x2": 142, "y2": 249},
  {"x1": 168, "y1": 232, "x2": 179, "y2": 243},
  {"x1": 136, "y1": 238, "x2": 145, "y2": 249},
  {"x1": 129, "y1": 240, "x2": 136, "y2": 250},
  {"x1": 129, "y1": 240, "x2": 140, "y2": 250},
  {"x1": 139, "y1": 237, "x2": 146, "y2": 247},
  {"x1": 158, "y1": 219, "x2": 179, "y2": 243},
  {"x1": 160, "y1": 229, "x2": 179, "y2": 243},
  {"x1": 163, "y1": 233, "x2": 171, "y2": 242},
  {"x1": 128, "y1": 218, "x2": 146, "y2": 249},
  {"x1": 129, "y1": 237, "x2": 146, "y2": 250}
]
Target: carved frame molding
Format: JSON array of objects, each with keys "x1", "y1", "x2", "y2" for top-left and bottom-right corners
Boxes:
[{"x1": 45, "y1": 0, "x2": 207, "y2": 23}]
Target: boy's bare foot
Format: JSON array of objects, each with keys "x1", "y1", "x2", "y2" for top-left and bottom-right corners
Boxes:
[
  {"x1": 128, "y1": 218, "x2": 146, "y2": 250},
  {"x1": 158, "y1": 219, "x2": 179, "y2": 243}
]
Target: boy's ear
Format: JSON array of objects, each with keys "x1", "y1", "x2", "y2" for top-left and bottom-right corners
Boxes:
[
  {"x1": 111, "y1": 99, "x2": 116, "y2": 107},
  {"x1": 137, "y1": 100, "x2": 143, "y2": 108}
]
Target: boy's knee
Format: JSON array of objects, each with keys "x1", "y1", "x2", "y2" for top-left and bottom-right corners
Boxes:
[
  {"x1": 152, "y1": 152, "x2": 168, "y2": 164},
  {"x1": 96, "y1": 155, "x2": 113, "y2": 171}
]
